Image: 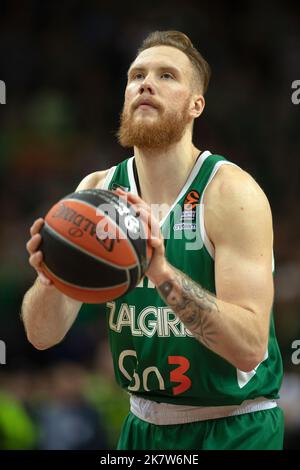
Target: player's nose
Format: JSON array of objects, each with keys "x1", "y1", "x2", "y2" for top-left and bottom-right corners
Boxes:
[{"x1": 138, "y1": 75, "x2": 155, "y2": 95}]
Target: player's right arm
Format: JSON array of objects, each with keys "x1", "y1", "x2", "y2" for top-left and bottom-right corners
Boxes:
[{"x1": 21, "y1": 170, "x2": 109, "y2": 350}]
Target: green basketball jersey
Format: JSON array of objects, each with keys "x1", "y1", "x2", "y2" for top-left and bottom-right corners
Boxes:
[{"x1": 103, "y1": 151, "x2": 283, "y2": 406}]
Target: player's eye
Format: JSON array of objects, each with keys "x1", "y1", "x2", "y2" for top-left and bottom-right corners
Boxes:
[
  {"x1": 161, "y1": 72, "x2": 174, "y2": 80},
  {"x1": 133, "y1": 73, "x2": 145, "y2": 80}
]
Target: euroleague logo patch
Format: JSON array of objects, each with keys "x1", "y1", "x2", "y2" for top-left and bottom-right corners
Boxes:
[
  {"x1": 184, "y1": 190, "x2": 200, "y2": 211},
  {"x1": 173, "y1": 190, "x2": 201, "y2": 232}
]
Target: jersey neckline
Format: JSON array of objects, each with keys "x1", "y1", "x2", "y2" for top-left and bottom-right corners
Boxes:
[{"x1": 127, "y1": 150, "x2": 211, "y2": 228}]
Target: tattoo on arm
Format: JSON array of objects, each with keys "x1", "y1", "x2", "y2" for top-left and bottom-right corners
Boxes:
[{"x1": 158, "y1": 271, "x2": 220, "y2": 348}]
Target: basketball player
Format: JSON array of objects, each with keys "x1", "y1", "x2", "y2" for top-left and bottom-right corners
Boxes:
[{"x1": 22, "y1": 31, "x2": 284, "y2": 450}]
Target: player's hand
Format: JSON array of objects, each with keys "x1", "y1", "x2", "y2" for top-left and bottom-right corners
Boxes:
[
  {"x1": 26, "y1": 218, "x2": 52, "y2": 286},
  {"x1": 115, "y1": 189, "x2": 170, "y2": 286}
]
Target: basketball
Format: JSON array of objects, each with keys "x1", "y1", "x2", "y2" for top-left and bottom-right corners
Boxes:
[{"x1": 39, "y1": 189, "x2": 153, "y2": 303}]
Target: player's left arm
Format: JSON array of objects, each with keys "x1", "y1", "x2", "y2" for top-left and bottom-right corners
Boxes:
[
  {"x1": 116, "y1": 165, "x2": 274, "y2": 373},
  {"x1": 162, "y1": 165, "x2": 274, "y2": 372}
]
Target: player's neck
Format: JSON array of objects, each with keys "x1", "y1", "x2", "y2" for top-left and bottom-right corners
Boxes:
[{"x1": 133, "y1": 136, "x2": 201, "y2": 206}]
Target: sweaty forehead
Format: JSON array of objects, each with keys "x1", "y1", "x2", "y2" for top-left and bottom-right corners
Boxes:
[{"x1": 130, "y1": 46, "x2": 192, "y2": 74}]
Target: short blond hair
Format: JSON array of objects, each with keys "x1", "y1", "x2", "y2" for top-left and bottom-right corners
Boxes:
[{"x1": 137, "y1": 30, "x2": 211, "y2": 94}]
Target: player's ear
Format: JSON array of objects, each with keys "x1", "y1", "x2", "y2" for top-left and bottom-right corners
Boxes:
[{"x1": 190, "y1": 94, "x2": 205, "y2": 119}]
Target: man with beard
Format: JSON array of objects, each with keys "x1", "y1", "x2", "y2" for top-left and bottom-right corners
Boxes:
[{"x1": 22, "y1": 31, "x2": 284, "y2": 450}]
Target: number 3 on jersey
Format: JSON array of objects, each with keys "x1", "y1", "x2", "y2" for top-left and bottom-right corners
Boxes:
[{"x1": 168, "y1": 356, "x2": 192, "y2": 395}]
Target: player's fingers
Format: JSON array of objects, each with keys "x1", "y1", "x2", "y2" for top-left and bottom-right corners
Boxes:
[
  {"x1": 135, "y1": 206, "x2": 161, "y2": 241},
  {"x1": 115, "y1": 190, "x2": 153, "y2": 223},
  {"x1": 149, "y1": 235, "x2": 163, "y2": 249},
  {"x1": 130, "y1": 202, "x2": 150, "y2": 218},
  {"x1": 26, "y1": 233, "x2": 42, "y2": 255},
  {"x1": 29, "y1": 252, "x2": 52, "y2": 285},
  {"x1": 133, "y1": 205, "x2": 150, "y2": 225},
  {"x1": 116, "y1": 188, "x2": 162, "y2": 242},
  {"x1": 30, "y1": 218, "x2": 44, "y2": 237},
  {"x1": 29, "y1": 251, "x2": 43, "y2": 270},
  {"x1": 115, "y1": 188, "x2": 143, "y2": 205}
]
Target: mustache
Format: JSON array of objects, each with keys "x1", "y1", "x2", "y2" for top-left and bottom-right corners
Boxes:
[{"x1": 129, "y1": 99, "x2": 162, "y2": 113}]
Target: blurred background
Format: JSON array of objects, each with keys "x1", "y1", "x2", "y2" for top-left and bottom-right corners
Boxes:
[{"x1": 0, "y1": 0, "x2": 300, "y2": 450}]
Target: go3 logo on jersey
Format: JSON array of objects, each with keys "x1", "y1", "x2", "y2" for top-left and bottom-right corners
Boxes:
[{"x1": 118, "y1": 350, "x2": 192, "y2": 395}]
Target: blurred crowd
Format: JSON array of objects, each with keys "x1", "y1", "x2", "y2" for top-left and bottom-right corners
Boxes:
[
  {"x1": 0, "y1": 351, "x2": 129, "y2": 449},
  {"x1": 0, "y1": 0, "x2": 300, "y2": 449}
]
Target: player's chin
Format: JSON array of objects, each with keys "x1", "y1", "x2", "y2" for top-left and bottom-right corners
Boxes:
[{"x1": 137, "y1": 114, "x2": 160, "y2": 125}]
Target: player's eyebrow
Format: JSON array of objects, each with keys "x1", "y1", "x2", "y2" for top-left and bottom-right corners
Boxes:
[{"x1": 127, "y1": 64, "x2": 181, "y2": 78}]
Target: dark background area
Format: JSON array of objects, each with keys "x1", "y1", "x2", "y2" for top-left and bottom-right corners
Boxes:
[{"x1": 0, "y1": 0, "x2": 300, "y2": 450}]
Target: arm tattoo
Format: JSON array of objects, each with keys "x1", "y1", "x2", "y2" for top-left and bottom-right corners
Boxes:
[{"x1": 158, "y1": 270, "x2": 220, "y2": 349}]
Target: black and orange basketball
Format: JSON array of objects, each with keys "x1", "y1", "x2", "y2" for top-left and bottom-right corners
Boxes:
[{"x1": 39, "y1": 189, "x2": 153, "y2": 303}]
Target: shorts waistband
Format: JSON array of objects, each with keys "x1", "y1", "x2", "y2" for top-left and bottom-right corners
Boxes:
[{"x1": 130, "y1": 395, "x2": 278, "y2": 425}]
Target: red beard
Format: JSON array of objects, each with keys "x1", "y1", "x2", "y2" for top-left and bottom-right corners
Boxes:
[{"x1": 117, "y1": 98, "x2": 191, "y2": 150}]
